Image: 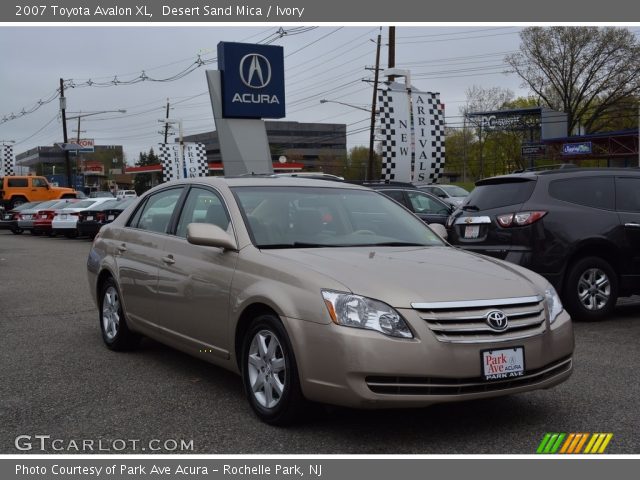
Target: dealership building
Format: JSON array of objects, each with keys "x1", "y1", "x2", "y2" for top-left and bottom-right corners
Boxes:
[{"x1": 182, "y1": 121, "x2": 347, "y2": 167}]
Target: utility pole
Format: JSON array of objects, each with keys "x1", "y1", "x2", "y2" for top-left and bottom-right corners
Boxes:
[
  {"x1": 163, "y1": 98, "x2": 170, "y2": 143},
  {"x1": 368, "y1": 29, "x2": 382, "y2": 181},
  {"x1": 59, "y1": 78, "x2": 72, "y2": 188},
  {"x1": 388, "y1": 27, "x2": 396, "y2": 82}
]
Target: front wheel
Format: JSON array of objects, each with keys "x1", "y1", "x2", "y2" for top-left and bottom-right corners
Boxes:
[
  {"x1": 99, "y1": 277, "x2": 141, "y2": 350},
  {"x1": 564, "y1": 256, "x2": 618, "y2": 321},
  {"x1": 242, "y1": 314, "x2": 305, "y2": 425}
]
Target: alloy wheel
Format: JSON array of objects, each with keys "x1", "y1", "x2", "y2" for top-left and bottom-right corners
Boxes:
[
  {"x1": 577, "y1": 268, "x2": 611, "y2": 311},
  {"x1": 247, "y1": 330, "x2": 286, "y2": 409},
  {"x1": 102, "y1": 286, "x2": 121, "y2": 340}
]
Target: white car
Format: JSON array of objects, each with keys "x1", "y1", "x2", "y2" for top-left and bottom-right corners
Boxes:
[
  {"x1": 116, "y1": 190, "x2": 137, "y2": 199},
  {"x1": 417, "y1": 184, "x2": 470, "y2": 208},
  {"x1": 52, "y1": 198, "x2": 114, "y2": 237}
]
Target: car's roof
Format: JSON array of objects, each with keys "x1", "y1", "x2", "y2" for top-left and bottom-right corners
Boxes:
[
  {"x1": 158, "y1": 176, "x2": 370, "y2": 190},
  {"x1": 477, "y1": 168, "x2": 640, "y2": 186}
]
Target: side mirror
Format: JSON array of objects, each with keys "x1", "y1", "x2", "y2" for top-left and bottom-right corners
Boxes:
[
  {"x1": 429, "y1": 223, "x2": 448, "y2": 240},
  {"x1": 187, "y1": 223, "x2": 237, "y2": 251}
]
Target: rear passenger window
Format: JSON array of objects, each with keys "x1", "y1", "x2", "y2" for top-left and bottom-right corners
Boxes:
[
  {"x1": 130, "y1": 188, "x2": 183, "y2": 234},
  {"x1": 8, "y1": 178, "x2": 28, "y2": 187},
  {"x1": 615, "y1": 177, "x2": 640, "y2": 212},
  {"x1": 175, "y1": 187, "x2": 230, "y2": 238},
  {"x1": 549, "y1": 177, "x2": 614, "y2": 210}
]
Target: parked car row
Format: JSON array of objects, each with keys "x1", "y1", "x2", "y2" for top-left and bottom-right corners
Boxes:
[{"x1": 0, "y1": 197, "x2": 134, "y2": 238}]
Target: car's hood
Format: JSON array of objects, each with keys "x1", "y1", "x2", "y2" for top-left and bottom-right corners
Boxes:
[{"x1": 264, "y1": 246, "x2": 541, "y2": 308}]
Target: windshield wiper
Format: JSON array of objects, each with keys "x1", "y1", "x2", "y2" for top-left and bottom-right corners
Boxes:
[
  {"x1": 358, "y1": 242, "x2": 427, "y2": 247},
  {"x1": 258, "y1": 242, "x2": 338, "y2": 249},
  {"x1": 461, "y1": 204, "x2": 480, "y2": 211}
]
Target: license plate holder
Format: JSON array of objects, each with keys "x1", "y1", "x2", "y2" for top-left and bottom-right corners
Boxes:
[{"x1": 481, "y1": 347, "x2": 525, "y2": 381}]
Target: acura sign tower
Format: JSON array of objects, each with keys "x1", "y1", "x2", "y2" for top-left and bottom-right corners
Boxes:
[{"x1": 206, "y1": 42, "x2": 286, "y2": 175}]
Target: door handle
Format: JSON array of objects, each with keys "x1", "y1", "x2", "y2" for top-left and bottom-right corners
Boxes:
[
  {"x1": 117, "y1": 244, "x2": 127, "y2": 253},
  {"x1": 161, "y1": 255, "x2": 175, "y2": 265},
  {"x1": 624, "y1": 223, "x2": 640, "y2": 228}
]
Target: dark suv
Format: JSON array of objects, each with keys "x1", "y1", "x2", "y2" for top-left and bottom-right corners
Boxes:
[{"x1": 447, "y1": 168, "x2": 640, "y2": 321}]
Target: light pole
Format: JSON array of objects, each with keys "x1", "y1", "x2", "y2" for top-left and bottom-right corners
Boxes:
[
  {"x1": 66, "y1": 110, "x2": 126, "y2": 190},
  {"x1": 320, "y1": 99, "x2": 379, "y2": 180}
]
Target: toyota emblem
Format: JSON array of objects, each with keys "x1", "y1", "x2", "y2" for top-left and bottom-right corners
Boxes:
[
  {"x1": 486, "y1": 310, "x2": 508, "y2": 331},
  {"x1": 239, "y1": 53, "x2": 272, "y2": 89}
]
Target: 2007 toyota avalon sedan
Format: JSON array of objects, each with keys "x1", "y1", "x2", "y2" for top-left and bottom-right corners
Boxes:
[{"x1": 87, "y1": 177, "x2": 574, "y2": 425}]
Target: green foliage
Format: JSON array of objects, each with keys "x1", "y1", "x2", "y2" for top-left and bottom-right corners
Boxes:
[{"x1": 134, "y1": 148, "x2": 159, "y2": 195}]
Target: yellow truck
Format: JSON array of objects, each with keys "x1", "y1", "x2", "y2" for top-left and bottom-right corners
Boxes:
[{"x1": 0, "y1": 176, "x2": 77, "y2": 209}]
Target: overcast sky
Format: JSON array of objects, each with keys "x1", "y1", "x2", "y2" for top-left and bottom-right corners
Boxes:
[{"x1": 0, "y1": 26, "x2": 533, "y2": 163}]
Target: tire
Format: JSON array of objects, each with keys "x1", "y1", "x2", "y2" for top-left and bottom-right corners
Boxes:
[
  {"x1": 99, "y1": 277, "x2": 141, "y2": 351},
  {"x1": 10, "y1": 197, "x2": 27, "y2": 209},
  {"x1": 564, "y1": 256, "x2": 618, "y2": 321},
  {"x1": 11, "y1": 228, "x2": 23, "y2": 235},
  {"x1": 241, "y1": 314, "x2": 305, "y2": 425}
]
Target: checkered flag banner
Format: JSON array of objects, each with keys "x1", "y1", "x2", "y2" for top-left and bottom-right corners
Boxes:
[
  {"x1": 158, "y1": 143, "x2": 181, "y2": 182},
  {"x1": 1, "y1": 144, "x2": 15, "y2": 177},
  {"x1": 183, "y1": 143, "x2": 208, "y2": 178},
  {"x1": 412, "y1": 90, "x2": 446, "y2": 184},
  {"x1": 378, "y1": 88, "x2": 412, "y2": 182}
]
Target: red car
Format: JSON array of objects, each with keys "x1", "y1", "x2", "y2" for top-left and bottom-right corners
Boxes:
[{"x1": 32, "y1": 199, "x2": 79, "y2": 236}]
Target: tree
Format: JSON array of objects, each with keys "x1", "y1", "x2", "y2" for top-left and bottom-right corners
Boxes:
[
  {"x1": 506, "y1": 27, "x2": 640, "y2": 134},
  {"x1": 133, "y1": 148, "x2": 158, "y2": 195}
]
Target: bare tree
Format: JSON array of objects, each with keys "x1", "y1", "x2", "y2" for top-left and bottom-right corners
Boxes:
[{"x1": 506, "y1": 27, "x2": 640, "y2": 134}]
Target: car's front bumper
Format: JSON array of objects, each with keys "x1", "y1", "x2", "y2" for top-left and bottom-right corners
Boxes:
[{"x1": 283, "y1": 309, "x2": 573, "y2": 408}]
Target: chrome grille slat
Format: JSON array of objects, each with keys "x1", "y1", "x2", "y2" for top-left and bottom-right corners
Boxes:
[{"x1": 414, "y1": 296, "x2": 547, "y2": 343}]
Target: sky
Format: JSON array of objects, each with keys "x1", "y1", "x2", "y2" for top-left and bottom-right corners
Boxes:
[{"x1": 0, "y1": 26, "x2": 534, "y2": 164}]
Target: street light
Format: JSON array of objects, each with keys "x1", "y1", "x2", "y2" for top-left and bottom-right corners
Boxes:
[
  {"x1": 320, "y1": 99, "x2": 379, "y2": 181},
  {"x1": 319, "y1": 99, "x2": 373, "y2": 114}
]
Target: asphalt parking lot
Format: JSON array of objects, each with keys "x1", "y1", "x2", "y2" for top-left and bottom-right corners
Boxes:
[{"x1": 1, "y1": 231, "x2": 639, "y2": 454}]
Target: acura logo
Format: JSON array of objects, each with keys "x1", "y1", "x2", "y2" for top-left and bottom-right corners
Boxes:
[
  {"x1": 486, "y1": 310, "x2": 508, "y2": 331},
  {"x1": 239, "y1": 53, "x2": 272, "y2": 89}
]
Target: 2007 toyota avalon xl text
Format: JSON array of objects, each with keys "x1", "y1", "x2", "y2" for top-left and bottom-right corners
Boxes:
[{"x1": 87, "y1": 177, "x2": 573, "y2": 425}]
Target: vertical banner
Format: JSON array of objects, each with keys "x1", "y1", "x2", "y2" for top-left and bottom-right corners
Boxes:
[
  {"x1": 378, "y1": 88, "x2": 412, "y2": 182},
  {"x1": 182, "y1": 143, "x2": 209, "y2": 178},
  {"x1": 1, "y1": 144, "x2": 15, "y2": 176},
  {"x1": 159, "y1": 143, "x2": 208, "y2": 182},
  {"x1": 158, "y1": 143, "x2": 182, "y2": 183},
  {"x1": 412, "y1": 91, "x2": 445, "y2": 183}
]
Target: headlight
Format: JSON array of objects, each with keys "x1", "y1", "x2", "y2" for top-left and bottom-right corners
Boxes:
[
  {"x1": 545, "y1": 285, "x2": 563, "y2": 324},
  {"x1": 321, "y1": 290, "x2": 413, "y2": 338}
]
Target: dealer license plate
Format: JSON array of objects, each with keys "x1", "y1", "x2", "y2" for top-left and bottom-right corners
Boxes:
[
  {"x1": 108, "y1": 215, "x2": 115, "y2": 220},
  {"x1": 86, "y1": 216, "x2": 93, "y2": 221},
  {"x1": 3, "y1": 214, "x2": 11, "y2": 220},
  {"x1": 60, "y1": 214, "x2": 68, "y2": 220},
  {"x1": 464, "y1": 225, "x2": 480, "y2": 238},
  {"x1": 22, "y1": 214, "x2": 32, "y2": 220},
  {"x1": 482, "y1": 347, "x2": 525, "y2": 381}
]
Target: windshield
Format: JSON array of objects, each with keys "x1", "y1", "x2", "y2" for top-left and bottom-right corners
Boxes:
[
  {"x1": 440, "y1": 185, "x2": 469, "y2": 197},
  {"x1": 232, "y1": 186, "x2": 444, "y2": 249}
]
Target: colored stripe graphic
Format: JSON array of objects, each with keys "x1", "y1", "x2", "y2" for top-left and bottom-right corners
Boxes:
[{"x1": 537, "y1": 433, "x2": 613, "y2": 454}]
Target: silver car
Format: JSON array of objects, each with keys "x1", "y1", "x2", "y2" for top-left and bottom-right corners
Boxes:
[{"x1": 87, "y1": 177, "x2": 573, "y2": 424}]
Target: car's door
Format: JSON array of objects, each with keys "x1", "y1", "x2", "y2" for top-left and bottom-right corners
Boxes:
[
  {"x1": 116, "y1": 186, "x2": 185, "y2": 327},
  {"x1": 615, "y1": 176, "x2": 640, "y2": 275},
  {"x1": 154, "y1": 186, "x2": 239, "y2": 358},
  {"x1": 30, "y1": 177, "x2": 50, "y2": 201},
  {"x1": 405, "y1": 190, "x2": 452, "y2": 225}
]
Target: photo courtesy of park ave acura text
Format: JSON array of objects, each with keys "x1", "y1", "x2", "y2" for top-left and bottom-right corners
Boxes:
[{"x1": 1, "y1": 17, "x2": 639, "y2": 459}]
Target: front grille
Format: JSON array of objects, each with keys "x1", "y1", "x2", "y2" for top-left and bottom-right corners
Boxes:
[
  {"x1": 366, "y1": 356, "x2": 572, "y2": 396},
  {"x1": 412, "y1": 295, "x2": 546, "y2": 343}
]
